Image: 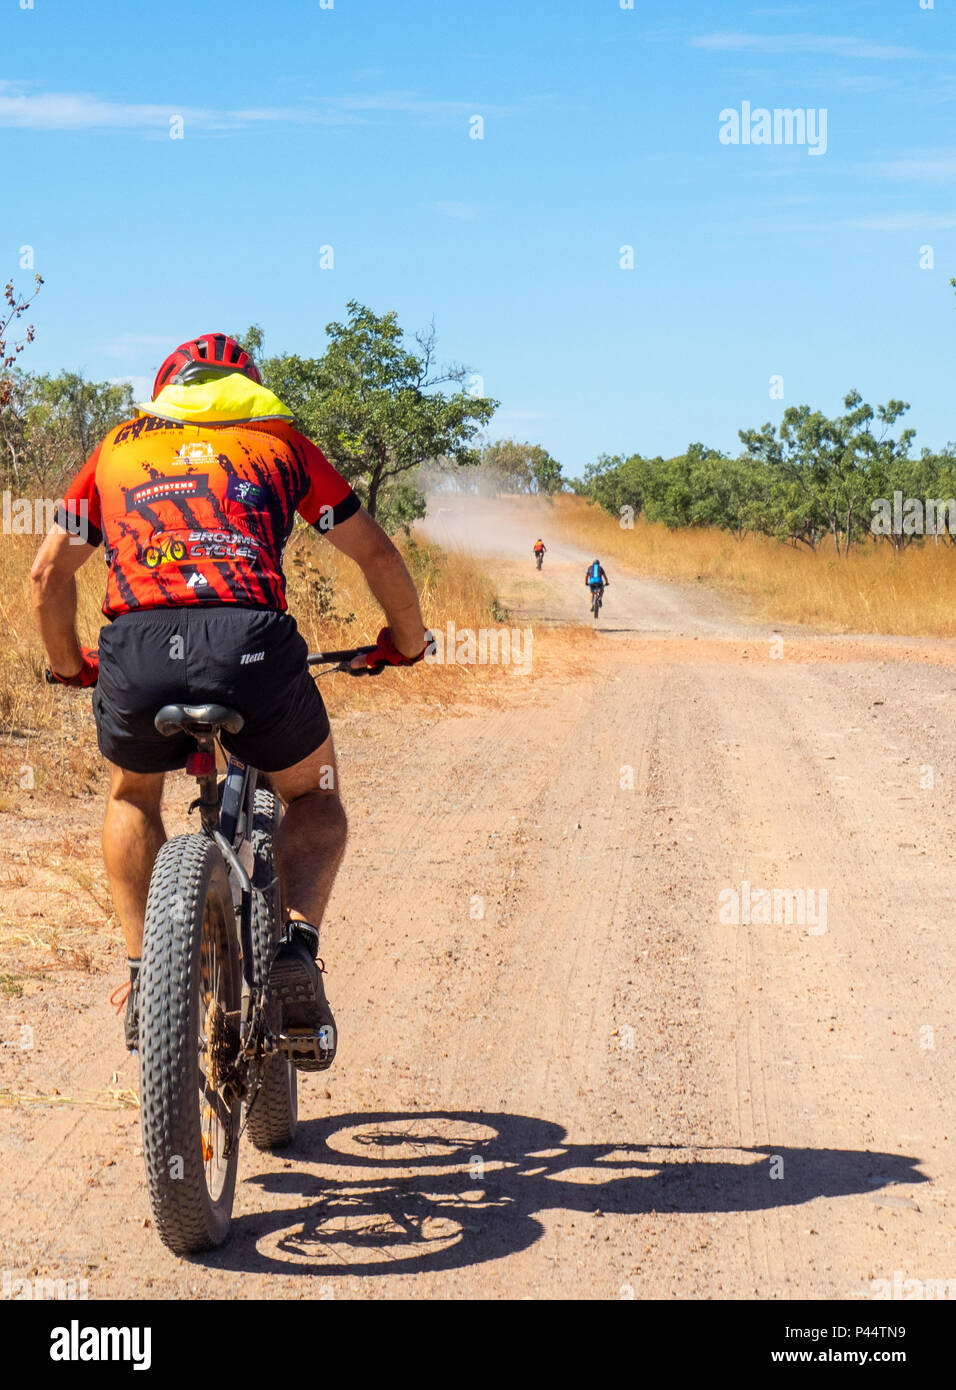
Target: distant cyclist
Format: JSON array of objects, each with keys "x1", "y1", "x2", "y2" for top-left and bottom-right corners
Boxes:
[
  {"x1": 585, "y1": 559, "x2": 609, "y2": 618},
  {"x1": 533, "y1": 539, "x2": 546, "y2": 569},
  {"x1": 585, "y1": 558, "x2": 609, "y2": 594}
]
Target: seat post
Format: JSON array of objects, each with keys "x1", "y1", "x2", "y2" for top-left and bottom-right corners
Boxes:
[
  {"x1": 154, "y1": 703, "x2": 245, "y2": 836},
  {"x1": 186, "y1": 732, "x2": 221, "y2": 834}
]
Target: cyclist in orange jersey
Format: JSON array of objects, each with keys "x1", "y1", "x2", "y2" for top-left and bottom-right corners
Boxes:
[{"x1": 31, "y1": 333, "x2": 431, "y2": 1061}]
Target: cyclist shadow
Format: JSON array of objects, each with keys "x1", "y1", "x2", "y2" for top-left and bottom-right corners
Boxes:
[{"x1": 204, "y1": 1110, "x2": 927, "y2": 1278}]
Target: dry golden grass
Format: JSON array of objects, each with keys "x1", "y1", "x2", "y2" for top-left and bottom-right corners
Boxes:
[
  {"x1": 0, "y1": 522, "x2": 530, "y2": 742},
  {"x1": 283, "y1": 524, "x2": 511, "y2": 709},
  {"x1": 544, "y1": 494, "x2": 956, "y2": 638}
]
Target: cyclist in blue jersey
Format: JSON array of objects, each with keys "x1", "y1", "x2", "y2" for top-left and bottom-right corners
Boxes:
[
  {"x1": 585, "y1": 559, "x2": 609, "y2": 592},
  {"x1": 585, "y1": 559, "x2": 609, "y2": 617}
]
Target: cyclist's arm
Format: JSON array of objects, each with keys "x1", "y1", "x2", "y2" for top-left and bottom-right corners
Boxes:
[
  {"x1": 30, "y1": 526, "x2": 97, "y2": 677},
  {"x1": 327, "y1": 507, "x2": 428, "y2": 659},
  {"x1": 293, "y1": 429, "x2": 426, "y2": 659}
]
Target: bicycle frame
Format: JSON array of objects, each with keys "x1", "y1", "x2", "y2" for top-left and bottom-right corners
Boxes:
[
  {"x1": 46, "y1": 639, "x2": 380, "y2": 1060},
  {"x1": 179, "y1": 643, "x2": 378, "y2": 1057}
]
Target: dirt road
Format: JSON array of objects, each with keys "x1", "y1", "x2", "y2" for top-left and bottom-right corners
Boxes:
[{"x1": 2, "y1": 497, "x2": 954, "y2": 1300}]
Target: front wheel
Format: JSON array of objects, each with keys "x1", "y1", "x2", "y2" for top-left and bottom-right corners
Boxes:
[{"x1": 139, "y1": 834, "x2": 242, "y2": 1254}]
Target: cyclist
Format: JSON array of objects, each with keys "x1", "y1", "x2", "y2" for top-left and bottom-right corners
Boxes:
[
  {"x1": 533, "y1": 539, "x2": 546, "y2": 559},
  {"x1": 30, "y1": 333, "x2": 430, "y2": 1071},
  {"x1": 585, "y1": 558, "x2": 609, "y2": 605}
]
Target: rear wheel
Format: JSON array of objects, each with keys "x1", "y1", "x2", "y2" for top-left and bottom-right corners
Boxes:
[
  {"x1": 245, "y1": 785, "x2": 298, "y2": 1151},
  {"x1": 139, "y1": 834, "x2": 241, "y2": 1254}
]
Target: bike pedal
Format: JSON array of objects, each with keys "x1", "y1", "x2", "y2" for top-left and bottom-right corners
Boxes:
[{"x1": 278, "y1": 1025, "x2": 335, "y2": 1071}]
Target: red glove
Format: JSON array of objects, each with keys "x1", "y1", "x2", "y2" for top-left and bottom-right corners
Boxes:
[
  {"x1": 48, "y1": 646, "x2": 99, "y2": 688},
  {"x1": 361, "y1": 627, "x2": 432, "y2": 670}
]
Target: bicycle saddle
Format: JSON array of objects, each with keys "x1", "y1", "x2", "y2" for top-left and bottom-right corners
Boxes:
[{"x1": 154, "y1": 703, "x2": 245, "y2": 737}]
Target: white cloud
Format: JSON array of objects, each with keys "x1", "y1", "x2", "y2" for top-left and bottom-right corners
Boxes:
[
  {"x1": 109, "y1": 375, "x2": 152, "y2": 401},
  {"x1": 871, "y1": 153, "x2": 956, "y2": 182},
  {"x1": 835, "y1": 75, "x2": 898, "y2": 92},
  {"x1": 692, "y1": 32, "x2": 919, "y2": 60},
  {"x1": 0, "y1": 81, "x2": 512, "y2": 132}
]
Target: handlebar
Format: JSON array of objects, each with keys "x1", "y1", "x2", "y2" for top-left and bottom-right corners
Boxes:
[
  {"x1": 307, "y1": 645, "x2": 385, "y2": 678},
  {"x1": 46, "y1": 643, "x2": 389, "y2": 688}
]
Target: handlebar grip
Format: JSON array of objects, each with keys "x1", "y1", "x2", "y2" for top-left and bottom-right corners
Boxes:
[
  {"x1": 342, "y1": 660, "x2": 386, "y2": 677},
  {"x1": 307, "y1": 645, "x2": 377, "y2": 666}
]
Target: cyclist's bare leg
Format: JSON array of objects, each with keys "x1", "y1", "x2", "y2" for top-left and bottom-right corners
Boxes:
[
  {"x1": 269, "y1": 733, "x2": 347, "y2": 932},
  {"x1": 102, "y1": 764, "x2": 166, "y2": 957}
]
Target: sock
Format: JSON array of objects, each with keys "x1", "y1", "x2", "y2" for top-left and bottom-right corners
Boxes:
[{"x1": 128, "y1": 956, "x2": 141, "y2": 980}]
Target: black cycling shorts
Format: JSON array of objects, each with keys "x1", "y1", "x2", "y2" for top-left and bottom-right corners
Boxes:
[{"x1": 93, "y1": 606, "x2": 331, "y2": 775}]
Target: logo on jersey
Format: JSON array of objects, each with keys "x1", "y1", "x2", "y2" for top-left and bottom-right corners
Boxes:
[
  {"x1": 182, "y1": 568, "x2": 215, "y2": 590},
  {"x1": 123, "y1": 474, "x2": 210, "y2": 512},
  {"x1": 114, "y1": 415, "x2": 184, "y2": 445},
  {"x1": 139, "y1": 533, "x2": 188, "y2": 569},
  {"x1": 226, "y1": 476, "x2": 266, "y2": 509},
  {"x1": 185, "y1": 529, "x2": 260, "y2": 561},
  {"x1": 174, "y1": 441, "x2": 216, "y2": 467}
]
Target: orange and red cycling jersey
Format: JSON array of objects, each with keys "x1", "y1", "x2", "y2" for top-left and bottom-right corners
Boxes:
[{"x1": 57, "y1": 415, "x2": 359, "y2": 618}]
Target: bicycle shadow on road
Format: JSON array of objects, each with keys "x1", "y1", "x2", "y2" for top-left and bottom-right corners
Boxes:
[{"x1": 204, "y1": 1109, "x2": 926, "y2": 1278}]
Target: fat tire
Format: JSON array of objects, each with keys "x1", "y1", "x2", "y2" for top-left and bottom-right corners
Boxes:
[
  {"x1": 139, "y1": 834, "x2": 241, "y2": 1254},
  {"x1": 244, "y1": 786, "x2": 298, "y2": 1150}
]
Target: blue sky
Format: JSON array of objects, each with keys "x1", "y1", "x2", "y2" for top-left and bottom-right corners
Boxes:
[{"x1": 2, "y1": 0, "x2": 955, "y2": 477}]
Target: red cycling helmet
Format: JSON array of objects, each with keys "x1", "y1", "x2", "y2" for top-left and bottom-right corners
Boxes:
[{"x1": 152, "y1": 333, "x2": 262, "y2": 400}]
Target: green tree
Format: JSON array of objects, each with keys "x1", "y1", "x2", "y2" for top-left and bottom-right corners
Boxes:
[
  {"x1": 480, "y1": 439, "x2": 564, "y2": 495},
  {"x1": 580, "y1": 452, "x2": 657, "y2": 522},
  {"x1": 687, "y1": 451, "x2": 770, "y2": 540},
  {"x1": 253, "y1": 303, "x2": 498, "y2": 528},
  {"x1": 1, "y1": 370, "x2": 134, "y2": 492},
  {"x1": 232, "y1": 323, "x2": 265, "y2": 368},
  {"x1": 740, "y1": 392, "x2": 915, "y2": 556}
]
